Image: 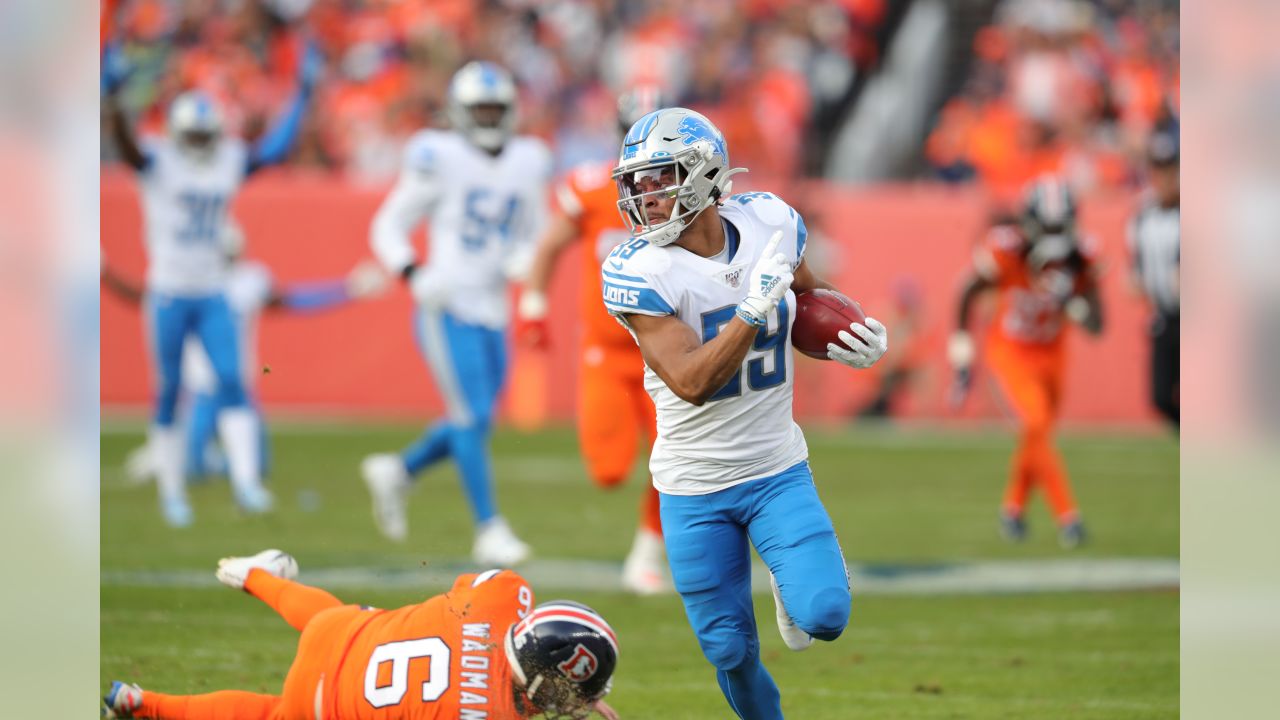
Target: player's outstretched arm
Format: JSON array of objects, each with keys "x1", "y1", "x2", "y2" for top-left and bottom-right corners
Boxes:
[
  {"x1": 245, "y1": 40, "x2": 322, "y2": 176},
  {"x1": 103, "y1": 87, "x2": 150, "y2": 173},
  {"x1": 101, "y1": 263, "x2": 145, "y2": 305},
  {"x1": 516, "y1": 212, "x2": 578, "y2": 349},
  {"x1": 948, "y1": 273, "x2": 993, "y2": 407},
  {"x1": 265, "y1": 260, "x2": 390, "y2": 313}
]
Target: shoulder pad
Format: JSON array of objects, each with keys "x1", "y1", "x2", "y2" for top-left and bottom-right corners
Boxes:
[
  {"x1": 725, "y1": 192, "x2": 795, "y2": 229},
  {"x1": 404, "y1": 130, "x2": 450, "y2": 174},
  {"x1": 602, "y1": 238, "x2": 676, "y2": 317}
]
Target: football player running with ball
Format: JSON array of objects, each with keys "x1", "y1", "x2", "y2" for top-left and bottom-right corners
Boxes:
[
  {"x1": 601, "y1": 108, "x2": 888, "y2": 719},
  {"x1": 104, "y1": 550, "x2": 620, "y2": 719},
  {"x1": 363, "y1": 62, "x2": 550, "y2": 566}
]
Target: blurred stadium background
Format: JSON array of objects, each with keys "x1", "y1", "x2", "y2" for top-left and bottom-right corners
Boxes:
[{"x1": 101, "y1": 0, "x2": 1179, "y2": 717}]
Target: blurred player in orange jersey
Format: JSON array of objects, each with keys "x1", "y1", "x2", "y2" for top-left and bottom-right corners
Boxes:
[
  {"x1": 516, "y1": 88, "x2": 668, "y2": 595},
  {"x1": 104, "y1": 550, "x2": 620, "y2": 720},
  {"x1": 948, "y1": 177, "x2": 1104, "y2": 549}
]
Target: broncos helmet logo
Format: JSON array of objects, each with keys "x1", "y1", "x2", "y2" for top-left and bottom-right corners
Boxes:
[
  {"x1": 557, "y1": 644, "x2": 600, "y2": 683},
  {"x1": 676, "y1": 115, "x2": 727, "y2": 158}
]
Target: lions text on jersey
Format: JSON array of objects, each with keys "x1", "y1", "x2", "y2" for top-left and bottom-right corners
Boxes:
[
  {"x1": 139, "y1": 137, "x2": 248, "y2": 296},
  {"x1": 372, "y1": 129, "x2": 551, "y2": 329},
  {"x1": 603, "y1": 192, "x2": 809, "y2": 495}
]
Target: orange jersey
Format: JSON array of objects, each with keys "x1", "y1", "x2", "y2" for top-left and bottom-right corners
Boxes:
[
  {"x1": 554, "y1": 162, "x2": 639, "y2": 351},
  {"x1": 973, "y1": 225, "x2": 1096, "y2": 351},
  {"x1": 321, "y1": 570, "x2": 534, "y2": 720}
]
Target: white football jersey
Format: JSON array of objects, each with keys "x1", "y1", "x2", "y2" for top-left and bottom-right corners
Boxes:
[
  {"x1": 182, "y1": 260, "x2": 273, "y2": 395},
  {"x1": 139, "y1": 137, "x2": 248, "y2": 296},
  {"x1": 371, "y1": 130, "x2": 551, "y2": 328},
  {"x1": 603, "y1": 192, "x2": 810, "y2": 495}
]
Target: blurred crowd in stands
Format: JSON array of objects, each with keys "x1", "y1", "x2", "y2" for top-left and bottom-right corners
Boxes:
[
  {"x1": 926, "y1": 0, "x2": 1179, "y2": 198},
  {"x1": 104, "y1": 0, "x2": 887, "y2": 182},
  {"x1": 103, "y1": 0, "x2": 1176, "y2": 191}
]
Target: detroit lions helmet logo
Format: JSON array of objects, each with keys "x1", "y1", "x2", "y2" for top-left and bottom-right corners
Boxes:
[
  {"x1": 557, "y1": 644, "x2": 600, "y2": 683},
  {"x1": 676, "y1": 115, "x2": 727, "y2": 158}
]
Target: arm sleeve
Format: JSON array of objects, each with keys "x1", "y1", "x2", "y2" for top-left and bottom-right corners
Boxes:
[
  {"x1": 371, "y1": 139, "x2": 442, "y2": 275},
  {"x1": 245, "y1": 86, "x2": 311, "y2": 176},
  {"x1": 279, "y1": 279, "x2": 351, "y2": 312}
]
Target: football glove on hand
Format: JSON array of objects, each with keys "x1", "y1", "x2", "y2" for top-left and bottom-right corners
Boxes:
[
  {"x1": 346, "y1": 260, "x2": 390, "y2": 299},
  {"x1": 738, "y1": 231, "x2": 793, "y2": 326},
  {"x1": 947, "y1": 330, "x2": 976, "y2": 408},
  {"x1": 515, "y1": 290, "x2": 550, "y2": 350},
  {"x1": 827, "y1": 317, "x2": 888, "y2": 369},
  {"x1": 408, "y1": 264, "x2": 450, "y2": 309}
]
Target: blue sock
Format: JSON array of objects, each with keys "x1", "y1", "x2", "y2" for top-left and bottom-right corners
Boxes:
[
  {"x1": 402, "y1": 422, "x2": 452, "y2": 477},
  {"x1": 450, "y1": 424, "x2": 497, "y2": 525},
  {"x1": 715, "y1": 659, "x2": 782, "y2": 720}
]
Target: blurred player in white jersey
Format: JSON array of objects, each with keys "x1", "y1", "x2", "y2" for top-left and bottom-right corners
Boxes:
[
  {"x1": 103, "y1": 222, "x2": 389, "y2": 485},
  {"x1": 517, "y1": 87, "x2": 670, "y2": 594},
  {"x1": 103, "y1": 44, "x2": 321, "y2": 526},
  {"x1": 603, "y1": 108, "x2": 888, "y2": 719},
  {"x1": 363, "y1": 61, "x2": 550, "y2": 566}
]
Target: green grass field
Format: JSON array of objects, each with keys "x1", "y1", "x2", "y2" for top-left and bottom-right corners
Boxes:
[{"x1": 102, "y1": 423, "x2": 1178, "y2": 719}]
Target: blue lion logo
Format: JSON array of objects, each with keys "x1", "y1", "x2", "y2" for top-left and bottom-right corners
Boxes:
[{"x1": 676, "y1": 115, "x2": 726, "y2": 158}]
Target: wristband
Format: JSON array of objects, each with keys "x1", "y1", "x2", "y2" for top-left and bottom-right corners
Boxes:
[{"x1": 736, "y1": 304, "x2": 766, "y2": 327}]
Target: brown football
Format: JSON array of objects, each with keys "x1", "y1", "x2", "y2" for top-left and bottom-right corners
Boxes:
[{"x1": 792, "y1": 289, "x2": 868, "y2": 360}]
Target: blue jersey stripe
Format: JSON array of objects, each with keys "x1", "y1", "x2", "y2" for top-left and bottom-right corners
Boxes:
[
  {"x1": 602, "y1": 269, "x2": 648, "y2": 284},
  {"x1": 796, "y1": 214, "x2": 808, "y2": 260}
]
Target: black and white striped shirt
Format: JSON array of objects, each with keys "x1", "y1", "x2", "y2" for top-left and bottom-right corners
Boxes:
[{"x1": 1128, "y1": 199, "x2": 1180, "y2": 316}]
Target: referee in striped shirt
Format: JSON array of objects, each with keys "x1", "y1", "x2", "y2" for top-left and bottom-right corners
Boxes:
[{"x1": 1128, "y1": 131, "x2": 1180, "y2": 427}]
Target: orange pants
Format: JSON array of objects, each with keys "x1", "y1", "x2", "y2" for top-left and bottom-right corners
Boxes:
[
  {"x1": 135, "y1": 571, "x2": 360, "y2": 720},
  {"x1": 577, "y1": 343, "x2": 661, "y2": 535},
  {"x1": 987, "y1": 340, "x2": 1079, "y2": 523}
]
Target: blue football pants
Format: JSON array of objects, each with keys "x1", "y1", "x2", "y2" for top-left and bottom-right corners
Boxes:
[
  {"x1": 401, "y1": 309, "x2": 508, "y2": 525},
  {"x1": 661, "y1": 461, "x2": 851, "y2": 720},
  {"x1": 148, "y1": 293, "x2": 247, "y2": 427}
]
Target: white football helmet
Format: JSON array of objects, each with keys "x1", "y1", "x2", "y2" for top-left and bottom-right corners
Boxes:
[
  {"x1": 612, "y1": 107, "x2": 745, "y2": 246},
  {"x1": 446, "y1": 61, "x2": 518, "y2": 152},
  {"x1": 168, "y1": 90, "x2": 223, "y2": 163}
]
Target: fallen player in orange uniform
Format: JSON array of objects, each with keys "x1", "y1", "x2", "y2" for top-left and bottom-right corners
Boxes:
[{"x1": 104, "y1": 549, "x2": 620, "y2": 720}]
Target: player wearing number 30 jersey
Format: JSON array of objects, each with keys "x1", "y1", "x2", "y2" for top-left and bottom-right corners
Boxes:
[
  {"x1": 103, "y1": 550, "x2": 620, "y2": 720},
  {"x1": 603, "y1": 108, "x2": 888, "y2": 720}
]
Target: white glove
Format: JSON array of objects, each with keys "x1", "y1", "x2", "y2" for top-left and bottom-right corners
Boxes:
[
  {"x1": 737, "y1": 231, "x2": 793, "y2": 325},
  {"x1": 517, "y1": 289, "x2": 549, "y2": 321},
  {"x1": 947, "y1": 330, "x2": 975, "y2": 371},
  {"x1": 346, "y1": 259, "x2": 391, "y2": 299},
  {"x1": 946, "y1": 330, "x2": 975, "y2": 407},
  {"x1": 503, "y1": 243, "x2": 535, "y2": 282},
  {"x1": 827, "y1": 317, "x2": 888, "y2": 369},
  {"x1": 409, "y1": 264, "x2": 450, "y2": 309}
]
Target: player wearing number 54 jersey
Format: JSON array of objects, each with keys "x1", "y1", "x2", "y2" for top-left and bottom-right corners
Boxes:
[
  {"x1": 603, "y1": 108, "x2": 888, "y2": 720},
  {"x1": 104, "y1": 550, "x2": 620, "y2": 720},
  {"x1": 363, "y1": 62, "x2": 551, "y2": 566}
]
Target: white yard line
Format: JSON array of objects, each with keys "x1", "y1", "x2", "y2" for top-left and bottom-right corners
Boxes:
[{"x1": 103, "y1": 557, "x2": 1179, "y2": 596}]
